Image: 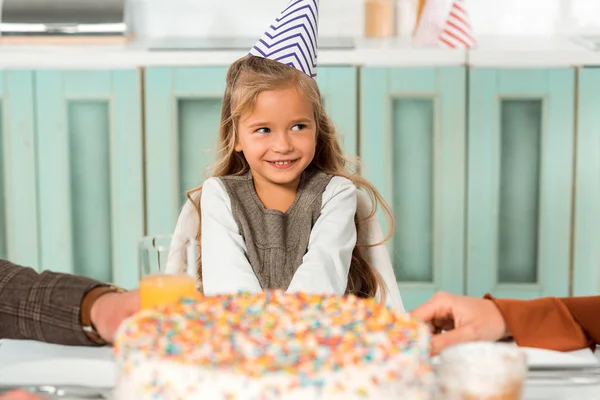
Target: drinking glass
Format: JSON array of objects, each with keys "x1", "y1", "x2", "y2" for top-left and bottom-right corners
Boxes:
[{"x1": 138, "y1": 234, "x2": 198, "y2": 310}]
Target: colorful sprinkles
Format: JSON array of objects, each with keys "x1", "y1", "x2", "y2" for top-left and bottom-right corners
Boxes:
[{"x1": 114, "y1": 291, "x2": 430, "y2": 381}]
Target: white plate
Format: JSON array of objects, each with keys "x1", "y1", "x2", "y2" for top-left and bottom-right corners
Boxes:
[
  {"x1": 0, "y1": 358, "x2": 116, "y2": 387},
  {"x1": 521, "y1": 347, "x2": 599, "y2": 369},
  {"x1": 0, "y1": 340, "x2": 116, "y2": 387},
  {"x1": 431, "y1": 345, "x2": 599, "y2": 369}
]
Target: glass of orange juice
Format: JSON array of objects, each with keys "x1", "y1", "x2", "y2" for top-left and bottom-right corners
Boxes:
[{"x1": 138, "y1": 234, "x2": 199, "y2": 310}]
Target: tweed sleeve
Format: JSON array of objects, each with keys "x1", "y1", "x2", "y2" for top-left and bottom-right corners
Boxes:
[{"x1": 0, "y1": 259, "x2": 104, "y2": 345}]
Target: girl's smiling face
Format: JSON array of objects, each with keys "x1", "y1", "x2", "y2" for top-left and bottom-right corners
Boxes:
[{"x1": 235, "y1": 85, "x2": 317, "y2": 190}]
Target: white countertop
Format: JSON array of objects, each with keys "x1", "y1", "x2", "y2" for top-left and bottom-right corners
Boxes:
[
  {"x1": 0, "y1": 35, "x2": 598, "y2": 69},
  {"x1": 468, "y1": 35, "x2": 600, "y2": 67},
  {"x1": 0, "y1": 37, "x2": 466, "y2": 69}
]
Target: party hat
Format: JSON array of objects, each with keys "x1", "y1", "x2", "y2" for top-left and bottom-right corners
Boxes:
[
  {"x1": 250, "y1": 0, "x2": 319, "y2": 78},
  {"x1": 439, "y1": 0, "x2": 476, "y2": 48}
]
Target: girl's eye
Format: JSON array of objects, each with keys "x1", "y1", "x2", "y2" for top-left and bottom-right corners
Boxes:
[
  {"x1": 255, "y1": 127, "x2": 270, "y2": 134},
  {"x1": 291, "y1": 124, "x2": 306, "y2": 131}
]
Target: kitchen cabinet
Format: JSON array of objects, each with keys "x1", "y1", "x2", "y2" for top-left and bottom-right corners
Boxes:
[
  {"x1": 1, "y1": 70, "x2": 144, "y2": 288},
  {"x1": 360, "y1": 67, "x2": 467, "y2": 310},
  {"x1": 573, "y1": 67, "x2": 600, "y2": 296},
  {"x1": 0, "y1": 71, "x2": 39, "y2": 269},
  {"x1": 467, "y1": 68, "x2": 575, "y2": 299}
]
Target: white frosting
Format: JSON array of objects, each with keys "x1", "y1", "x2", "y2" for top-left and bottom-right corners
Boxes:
[
  {"x1": 112, "y1": 292, "x2": 435, "y2": 400},
  {"x1": 114, "y1": 355, "x2": 433, "y2": 399}
]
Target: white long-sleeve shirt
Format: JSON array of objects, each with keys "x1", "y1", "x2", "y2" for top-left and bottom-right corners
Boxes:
[{"x1": 167, "y1": 176, "x2": 404, "y2": 312}]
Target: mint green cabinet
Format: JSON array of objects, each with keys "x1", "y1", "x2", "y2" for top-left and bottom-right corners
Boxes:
[
  {"x1": 1, "y1": 71, "x2": 144, "y2": 288},
  {"x1": 316, "y1": 67, "x2": 358, "y2": 157},
  {"x1": 144, "y1": 66, "x2": 359, "y2": 236},
  {"x1": 35, "y1": 71, "x2": 144, "y2": 288},
  {"x1": 0, "y1": 72, "x2": 39, "y2": 269},
  {"x1": 0, "y1": 74, "x2": 4, "y2": 260},
  {"x1": 144, "y1": 67, "x2": 228, "y2": 236},
  {"x1": 0, "y1": 71, "x2": 145, "y2": 289},
  {"x1": 2, "y1": 64, "x2": 591, "y2": 300},
  {"x1": 360, "y1": 67, "x2": 467, "y2": 311},
  {"x1": 573, "y1": 68, "x2": 600, "y2": 296},
  {"x1": 467, "y1": 68, "x2": 575, "y2": 299}
]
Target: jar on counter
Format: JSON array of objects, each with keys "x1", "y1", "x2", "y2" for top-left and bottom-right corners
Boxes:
[
  {"x1": 397, "y1": 0, "x2": 418, "y2": 37},
  {"x1": 435, "y1": 342, "x2": 527, "y2": 400},
  {"x1": 364, "y1": 0, "x2": 396, "y2": 38}
]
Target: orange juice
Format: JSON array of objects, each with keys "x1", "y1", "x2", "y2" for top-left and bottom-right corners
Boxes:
[{"x1": 140, "y1": 274, "x2": 197, "y2": 310}]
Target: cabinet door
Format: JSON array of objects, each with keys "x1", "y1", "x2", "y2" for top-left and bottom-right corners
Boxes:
[
  {"x1": 145, "y1": 67, "x2": 228, "y2": 236},
  {"x1": 573, "y1": 68, "x2": 600, "y2": 296},
  {"x1": 360, "y1": 67, "x2": 467, "y2": 310},
  {"x1": 467, "y1": 68, "x2": 575, "y2": 299},
  {"x1": 145, "y1": 66, "x2": 359, "y2": 236},
  {"x1": 317, "y1": 67, "x2": 358, "y2": 158},
  {"x1": 34, "y1": 70, "x2": 144, "y2": 289},
  {"x1": 0, "y1": 72, "x2": 7, "y2": 261},
  {"x1": 1, "y1": 71, "x2": 39, "y2": 268}
]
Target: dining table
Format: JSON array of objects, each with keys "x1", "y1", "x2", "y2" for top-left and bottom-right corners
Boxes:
[
  {"x1": 523, "y1": 369, "x2": 600, "y2": 399},
  {"x1": 0, "y1": 339, "x2": 599, "y2": 399}
]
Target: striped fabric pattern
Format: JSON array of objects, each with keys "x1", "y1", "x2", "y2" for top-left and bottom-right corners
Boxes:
[
  {"x1": 250, "y1": 0, "x2": 319, "y2": 78},
  {"x1": 439, "y1": 0, "x2": 476, "y2": 48}
]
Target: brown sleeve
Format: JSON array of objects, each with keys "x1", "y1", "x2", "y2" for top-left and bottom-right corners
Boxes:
[
  {"x1": 0, "y1": 259, "x2": 106, "y2": 346},
  {"x1": 485, "y1": 294, "x2": 600, "y2": 352}
]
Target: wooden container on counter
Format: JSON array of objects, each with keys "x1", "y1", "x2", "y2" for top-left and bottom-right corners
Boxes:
[{"x1": 364, "y1": 0, "x2": 396, "y2": 38}]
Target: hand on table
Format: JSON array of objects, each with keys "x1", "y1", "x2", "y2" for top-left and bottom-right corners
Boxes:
[
  {"x1": 90, "y1": 289, "x2": 140, "y2": 343},
  {"x1": 0, "y1": 390, "x2": 45, "y2": 399},
  {"x1": 410, "y1": 292, "x2": 510, "y2": 355}
]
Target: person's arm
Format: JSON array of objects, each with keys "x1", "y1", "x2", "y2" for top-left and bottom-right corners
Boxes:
[
  {"x1": 488, "y1": 295, "x2": 600, "y2": 352},
  {"x1": 411, "y1": 291, "x2": 600, "y2": 355},
  {"x1": 286, "y1": 177, "x2": 356, "y2": 295},
  {"x1": 200, "y1": 178, "x2": 262, "y2": 295},
  {"x1": 0, "y1": 259, "x2": 111, "y2": 345},
  {"x1": 355, "y1": 190, "x2": 405, "y2": 312}
]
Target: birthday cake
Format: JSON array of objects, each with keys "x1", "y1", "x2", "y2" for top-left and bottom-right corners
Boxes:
[{"x1": 113, "y1": 291, "x2": 433, "y2": 399}]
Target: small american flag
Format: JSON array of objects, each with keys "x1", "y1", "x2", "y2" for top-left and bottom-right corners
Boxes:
[{"x1": 439, "y1": 0, "x2": 476, "y2": 48}]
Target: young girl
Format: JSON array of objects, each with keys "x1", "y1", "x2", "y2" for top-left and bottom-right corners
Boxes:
[
  {"x1": 166, "y1": 0, "x2": 403, "y2": 311},
  {"x1": 166, "y1": 55, "x2": 404, "y2": 311}
]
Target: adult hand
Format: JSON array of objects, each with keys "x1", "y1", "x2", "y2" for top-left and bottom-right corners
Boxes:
[
  {"x1": 410, "y1": 292, "x2": 510, "y2": 355},
  {"x1": 90, "y1": 289, "x2": 140, "y2": 343},
  {"x1": 0, "y1": 390, "x2": 46, "y2": 399}
]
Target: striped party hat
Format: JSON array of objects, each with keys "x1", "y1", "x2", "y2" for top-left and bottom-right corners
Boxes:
[
  {"x1": 249, "y1": 0, "x2": 319, "y2": 79},
  {"x1": 439, "y1": 0, "x2": 476, "y2": 48}
]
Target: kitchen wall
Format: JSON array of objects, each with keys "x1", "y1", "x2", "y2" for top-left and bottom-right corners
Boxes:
[{"x1": 130, "y1": 0, "x2": 600, "y2": 40}]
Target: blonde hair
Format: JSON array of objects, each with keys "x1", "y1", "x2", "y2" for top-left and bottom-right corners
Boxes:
[{"x1": 187, "y1": 55, "x2": 395, "y2": 299}]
